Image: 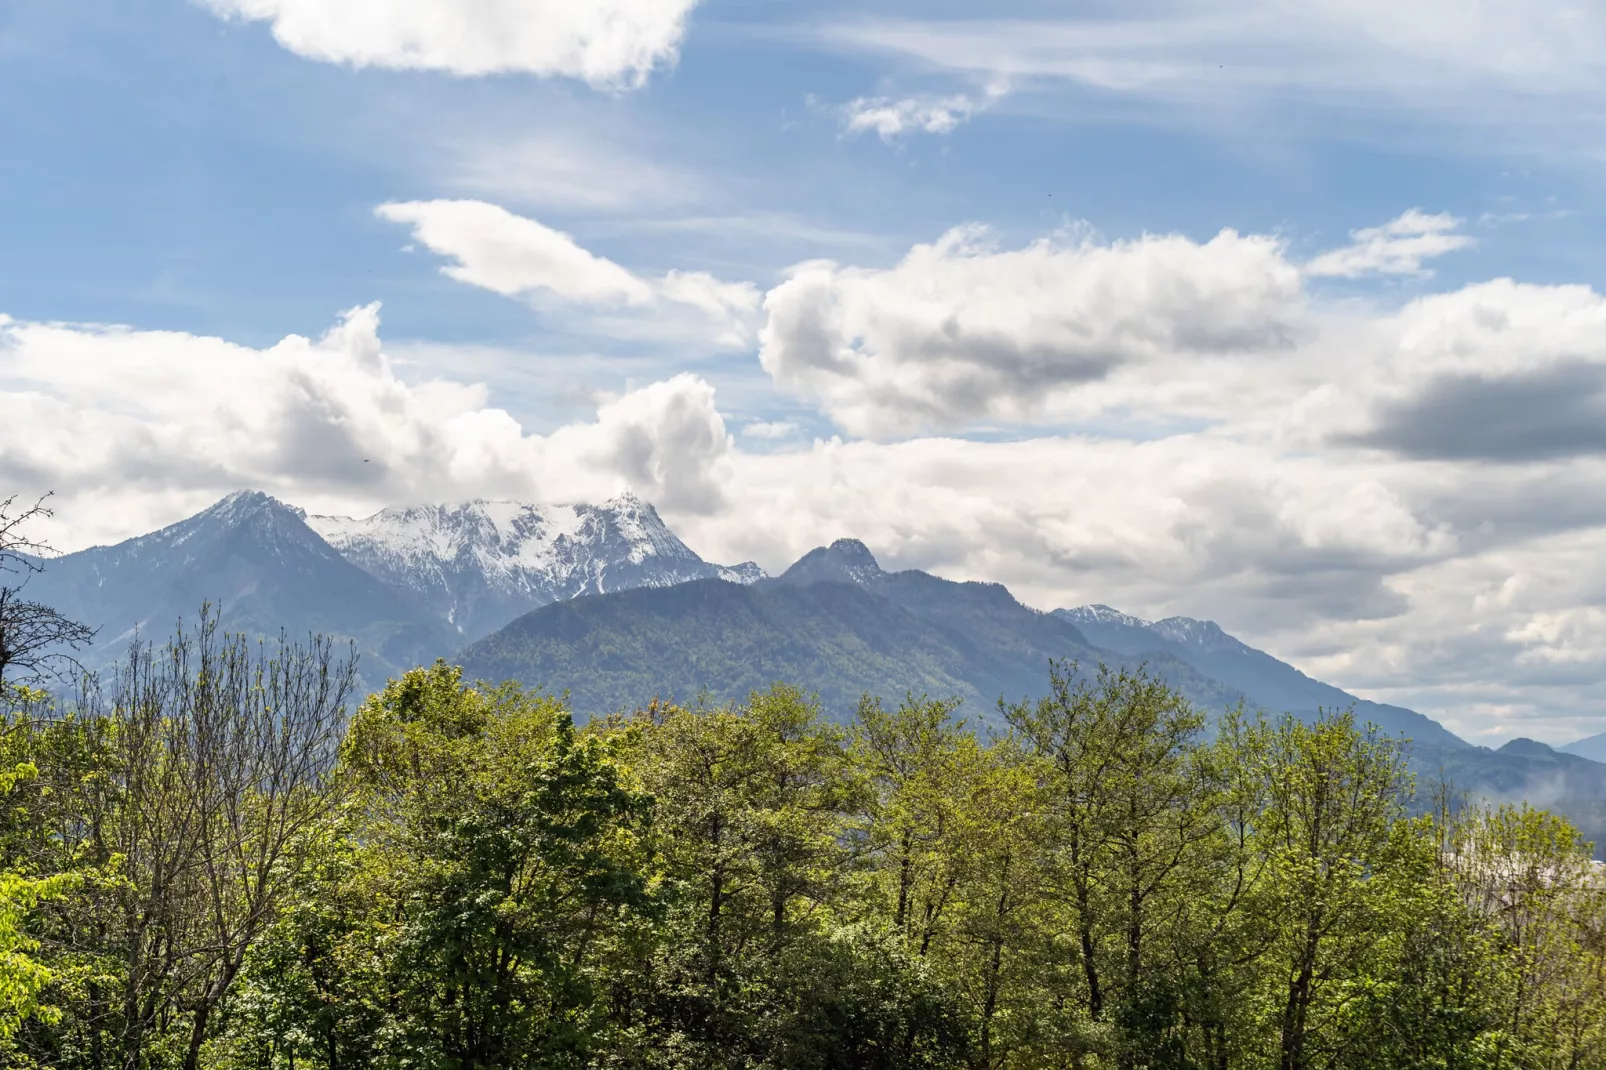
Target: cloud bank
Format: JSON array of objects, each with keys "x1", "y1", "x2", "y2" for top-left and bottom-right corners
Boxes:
[
  {"x1": 9, "y1": 207, "x2": 1606, "y2": 741},
  {"x1": 757, "y1": 224, "x2": 1304, "y2": 436},
  {"x1": 0, "y1": 305, "x2": 733, "y2": 546}
]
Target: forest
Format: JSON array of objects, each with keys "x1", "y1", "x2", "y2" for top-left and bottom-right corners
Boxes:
[{"x1": 0, "y1": 614, "x2": 1603, "y2": 1070}]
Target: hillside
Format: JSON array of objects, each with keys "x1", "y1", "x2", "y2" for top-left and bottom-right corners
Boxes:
[
  {"x1": 463, "y1": 542, "x2": 1241, "y2": 720},
  {"x1": 1058, "y1": 605, "x2": 1606, "y2": 847}
]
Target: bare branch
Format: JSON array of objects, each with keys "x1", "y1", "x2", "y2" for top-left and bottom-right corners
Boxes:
[
  {"x1": 0, "y1": 492, "x2": 57, "y2": 576},
  {"x1": 0, "y1": 491, "x2": 97, "y2": 685}
]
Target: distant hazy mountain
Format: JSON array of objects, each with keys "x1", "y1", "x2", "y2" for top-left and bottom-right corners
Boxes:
[
  {"x1": 1057, "y1": 604, "x2": 1606, "y2": 849},
  {"x1": 1562, "y1": 732, "x2": 1606, "y2": 763},
  {"x1": 461, "y1": 539, "x2": 1244, "y2": 721},
  {"x1": 24, "y1": 491, "x2": 455, "y2": 682},
  {"x1": 306, "y1": 493, "x2": 764, "y2": 641},
  {"x1": 1056, "y1": 604, "x2": 1467, "y2": 750}
]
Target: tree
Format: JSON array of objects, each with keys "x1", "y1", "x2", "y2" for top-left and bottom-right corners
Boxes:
[
  {"x1": 7, "y1": 611, "x2": 355, "y2": 1070},
  {"x1": 332, "y1": 662, "x2": 658, "y2": 1069},
  {"x1": 851, "y1": 695, "x2": 1059, "y2": 1069},
  {"x1": 1005, "y1": 661, "x2": 1216, "y2": 1065},
  {"x1": 1246, "y1": 712, "x2": 1414, "y2": 1070},
  {"x1": 0, "y1": 495, "x2": 94, "y2": 687},
  {"x1": 1453, "y1": 803, "x2": 1606, "y2": 1069},
  {"x1": 0, "y1": 730, "x2": 76, "y2": 1053}
]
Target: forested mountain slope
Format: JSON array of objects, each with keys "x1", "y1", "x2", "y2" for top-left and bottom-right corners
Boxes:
[
  {"x1": 1057, "y1": 603, "x2": 1466, "y2": 748},
  {"x1": 463, "y1": 541, "x2": 1252, "y2": 720}
]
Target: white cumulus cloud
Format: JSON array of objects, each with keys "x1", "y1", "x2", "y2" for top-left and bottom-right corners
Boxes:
[
  {"x1": 757, "y1": 224, "x2": 1304, "y2": 437},
  {"x1": 200, "y1": 0, "x2": 702, "y2": 85}
]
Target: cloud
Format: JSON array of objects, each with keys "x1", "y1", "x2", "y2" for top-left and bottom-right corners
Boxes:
[
  {"x1": 841, "y1": 85, "x2": 1007, "y2": 141},
  {"x1": 378, "y1": 200, "x2": 651, "y2": 302},
  {"x1": 17, "y1": 208, "x2": 1606, "y2": 740},
  {"x1": 1324, "y1": 278, "x2": 1606, "y2": 462},
  {"x1": 757, "y1": 224, "x2": 1304, "y2": 436},
  {"x1": 1305, "y1": 210, "x2": 1475, "y2": 278},
  {"x1": 812, "y1": 2, "x2": 1606, "y2": 144},
  {"x1": 200, "y1": 0, "x2": 703, "y2": 85},
  {"x1": 1346, "y1": 362, "x2": 1606, "y2": 462},
  {"x1": 740, "y1": 420, "x2": 799, "y2": 440},
  {"x1": 0, "y1": 304, "x2": 733, "y2": 548},
  {"x1": 378, "y1": 200, "x2": 760, "y2": 346}
]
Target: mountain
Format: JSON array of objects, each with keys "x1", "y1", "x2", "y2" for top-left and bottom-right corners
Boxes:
[
  {"x1": 23, "y1": 491, "x2": 455, "y2": 682},
  {"x1": 1561, "y1": 732, "x2": 1606, "y2": 763},
  {"x1": 305, "y1": 493, "x2": 764, "y2": 641},
  {"x1": 459, "y1": 555, "x2": 1606, "y2": 851},
  {"x1": 1056, "y1": 604, "x2": 1467, "y2": 749},
  {"x1": 1057, "y1": 605, "x2": 1606, "y2": 849},
  {"x1": 21, "y1": 490, "x2": 766, "y2": 686},
  {"x1": 461, "y1": 539, "x2": 1243, "y2": 722}
]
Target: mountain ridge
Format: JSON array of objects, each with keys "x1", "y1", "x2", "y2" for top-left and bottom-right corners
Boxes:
[{"x1": 1055, "y1": 603, "x2": 1467, "y2": 750}]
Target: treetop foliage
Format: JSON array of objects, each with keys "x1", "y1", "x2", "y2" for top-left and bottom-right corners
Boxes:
[{"x1": 0, "y1": 633, "x2": 1601, "y2": 1068}]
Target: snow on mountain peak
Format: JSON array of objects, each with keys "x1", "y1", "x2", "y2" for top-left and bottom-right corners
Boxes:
[
  {"x1": 1149, "y1": 616, "x2": 1239, "y2": 650},
  {"x1": 305, "y1": 495, "x2": 762, "y2": 640},
  {"x1": 1062, "y1": 604, "x2": 1153, "y2": 629},
  {"x1": 201, "y1": 490, "x2": 306, "y2": 523}
]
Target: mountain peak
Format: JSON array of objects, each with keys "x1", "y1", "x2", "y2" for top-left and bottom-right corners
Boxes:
[
  {"x1": 304, "y1": 494, "x2": 744, "y2": 640},
  {"x1": 828, "y1": 537, "x2": 878, "y2": 566},
  {"x1": 1149, "y1": 616, "x2": 1238, "y2": 650},
  {"x1": 1061, "y1": 604, "x2": 1153, "y2": 629},
  {"x1": 601, "y1": 489, "x2": 648, "y2": 510},
  {"x1": 1499, "y1": 737, "x2": 1559, "y2": 758},
  {"x1": 200, "y1": 490, "x2": 306, "y2": 525},
  {"x1": 779, "y1": 538, "x2": 884, "y2": 586}
]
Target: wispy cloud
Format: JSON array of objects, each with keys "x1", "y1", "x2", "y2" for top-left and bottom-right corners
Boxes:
[
  {"x1": 809, "y1": 2, "x2": 1606, "y2": 144},
  {"x1": 377, "y1": 199, "x2": 761, "y2": 348},
  {"x1": 1305, "y1": 210, "x2": 1475, "y2": 278}
]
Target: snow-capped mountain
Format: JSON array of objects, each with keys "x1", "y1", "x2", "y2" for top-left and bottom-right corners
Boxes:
[
  {"x1": 307, "y1": 492, "x2": 764, "y2": 640},
  {"x1": 20, "y1": 490, "x2": 764, "y2": 680},
  {"x1": 24, "y1": 491, "x2": 456, "y2": 680}
]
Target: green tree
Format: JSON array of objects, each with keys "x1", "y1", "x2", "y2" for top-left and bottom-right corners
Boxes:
[
  {"x1": 1005, "y1": 662, "x2": 1217, "y2": 1066},
  {"x1": 1243, "y1": 712, "x2": 1414, "y2": 1070},
  {"x1": 0, "y1": 705, "x2": 75, "y2": 1052},
  {"x1": 331, "y1": 662, "x2": 659, "y2": 1069}
]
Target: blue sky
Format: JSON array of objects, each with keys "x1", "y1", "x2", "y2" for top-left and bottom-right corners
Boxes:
[{"x1": 5, "y1": 0, "x2": 1606, "y2": 742}]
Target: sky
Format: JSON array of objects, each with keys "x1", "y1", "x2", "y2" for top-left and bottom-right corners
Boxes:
[{"x1": 4, "y1": 0, "x2": 1606, "y2": 744}]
